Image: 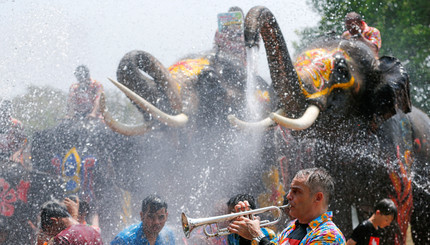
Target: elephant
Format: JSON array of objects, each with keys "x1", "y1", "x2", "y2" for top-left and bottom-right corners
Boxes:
[{"x1": 228, "y1": 6, "x2": 430, "y2": 245}]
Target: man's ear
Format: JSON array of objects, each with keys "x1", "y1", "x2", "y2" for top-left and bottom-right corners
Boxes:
[
  {"x1": 314, "y1": 192, "x2": 324, "y2": 203},
  {"x1": 50, "y1": 217, "x2": 59, "y2": 224},
  {"x1": 140, "y1": 211, "x2": 144, "y2": 221}
]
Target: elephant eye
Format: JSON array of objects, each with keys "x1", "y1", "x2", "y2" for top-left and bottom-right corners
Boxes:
[{"x1": 335, "y1": 58, "x2": 349, "y2": 77}]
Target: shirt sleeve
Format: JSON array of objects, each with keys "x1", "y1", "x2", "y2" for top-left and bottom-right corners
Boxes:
[
  {"x1": 349, "y1": 223, "x2": 366, "y2": 243},
  {"x1": 110, "y1": 236, "x2": 126, "y2": 245},
  {"x1": 364, "y1": 27, "x2": 381, "y2": 50}
]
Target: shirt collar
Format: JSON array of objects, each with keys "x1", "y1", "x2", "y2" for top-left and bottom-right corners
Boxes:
[{"x1": 307, "y1": 211, "x2": 333, "y2": 231}]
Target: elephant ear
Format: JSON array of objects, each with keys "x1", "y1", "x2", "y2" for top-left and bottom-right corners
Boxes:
[{"x1": 370, "y1": 56, "x2": 411, "y2": 127}]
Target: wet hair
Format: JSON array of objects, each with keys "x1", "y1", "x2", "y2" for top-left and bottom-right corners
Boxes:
[
  {"x1": 345, "y1": 12, "x2": 362, "y2": 22},
  {"x1": 141, "y1": 195, "x2": 168, "y2": 214},
  {"x1": 374, "y1": 198, "x2": 397, "y2": 220},
  {"x1": 74, "y1": 65, "x2": 90, "y2": 81},
  {"x1": 294, "y1": 168, "x2": 335, "y2": 205},
  {"x1": 40, "y1": 200, "x2": 71, "y2": 232},
  {"x1": 227, "y1": 194, "x2": 256, "y2": 209}
]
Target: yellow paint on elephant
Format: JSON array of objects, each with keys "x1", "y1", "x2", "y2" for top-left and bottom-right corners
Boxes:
[
  {"x1": 258, "y1": 166, "x2": 286, "y2": 209},
  {"x1": 169, "y1": 58, "x2": 210, "y2": 79},
  {"x1": 295, "y1": 48, "x2": 355, "y2": 99},
  {"x1": 62, "y1": 147, "x2": 81, "y2": 194},
  {"x1": 255, "y1": 90, "x2": 270, "y2": 102},
  {"x1": 168, "y1": 58, "x2": 210, "y2": 94}
]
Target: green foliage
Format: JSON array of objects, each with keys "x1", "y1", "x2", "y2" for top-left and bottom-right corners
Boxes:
[
  {"x1": 295, "y1": 0, "x2": 430, "y2": 113},
  {"x1": 12, "y1": 85, "x2": 67, "y2": 138}
]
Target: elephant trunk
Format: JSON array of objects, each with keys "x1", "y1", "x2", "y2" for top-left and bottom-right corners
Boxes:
[
  {"x1": 117, "y1": 50, "x2": 183, "y2": 114},
  {"x1": 244, "y1": 6, "x2": 305, "y2": 116}
]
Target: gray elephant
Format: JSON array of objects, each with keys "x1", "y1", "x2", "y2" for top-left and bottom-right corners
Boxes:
[
  {"x1": 102, "y1": 7, "x2": 277, "y2": 210},
  {"x1": 228, "y1": 6, "x2": 430, "y2": 245}
]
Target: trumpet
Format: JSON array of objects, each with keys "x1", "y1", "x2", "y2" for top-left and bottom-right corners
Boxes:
[{"x1": 182, "y1": 204, "x2": 290, "y2": 238}]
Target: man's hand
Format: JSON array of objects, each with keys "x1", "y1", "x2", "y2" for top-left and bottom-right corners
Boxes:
[
  {"x1": 64, "y1": 197, "x2": 79, "y2": 220},
  {"x1": 228, "y1": 216, "x2": 263, "y2": 240},
  {"x1": 227, "y1": 201, "x2": 264, "y2": 240}
]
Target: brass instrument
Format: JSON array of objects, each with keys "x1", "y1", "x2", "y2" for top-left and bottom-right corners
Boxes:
[{"x1": 182, "y1": 204, "x2": 290, "y2": 238}]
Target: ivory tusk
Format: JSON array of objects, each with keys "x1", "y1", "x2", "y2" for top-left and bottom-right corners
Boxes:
[
  {"x1": 228, "y1": 109, "x2": 284, "y2": 130},
  {"x1": 100, "y1": 93, "x2": 151, "y2": 136},
  {"x1": 107, "y1": 77, "x2": 188, "y2": 127},
  {"x1": 270, "y1": 105, "x2": 320, "y2": 130}
]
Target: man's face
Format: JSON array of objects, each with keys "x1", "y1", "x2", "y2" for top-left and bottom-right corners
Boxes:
[
  {"x1": 286, "y1": 177, "x2": 315, "y2": 223},
  {"x1": 375, "y1": 212, "x2": 394, "y2": 228},
  {"x1": 345, "y1": 19, "x2": 363, "y2": 35},
  {"x1": 141, "y1": 207, "x2": 168, "y2": 236},
  {"x1": 45, "y1": 217, "x2": 67, "y2": 237}
]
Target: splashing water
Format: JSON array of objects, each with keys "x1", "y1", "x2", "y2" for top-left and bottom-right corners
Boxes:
[{"x1": 245, "y1": 46, "x2": 263, "y2": 121}]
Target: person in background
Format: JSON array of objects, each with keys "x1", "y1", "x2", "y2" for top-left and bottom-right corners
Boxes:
[
  {"x1": 225, "y1": 194, "x2": 276, "y2": 245},
  {"x1": 228, "y1": 168, "x2": 346, "y2": 245},
  {"x1": 110, "y1": 195, "x2": 175, "y2": 245},
  {"x1": 346, "y1": 198, "x2": 397, "y2": 245},
  {"x1": 0, "y1": 99, "x2": 27, "y2": 164},
  {"x1": 64, "y1": 195, "x2": 100, "y2": 233},
  {"x1": 66, "y1": 65, "x2": 103, "y2": 119},
  {"x1": 341, "y1": 12, "x2": 381, "y2": 57},
  {"x1": 38, "y1": 200, "x2": 103, "y2": 244}
]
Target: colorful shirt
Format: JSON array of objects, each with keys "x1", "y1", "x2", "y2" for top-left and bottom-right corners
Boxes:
[
  {"x1": 277, "y1": 212, "x2": 346, "y2": 245},
  {"x1": 342, "y1": 21, "x2": 381, "y2": 51},
  {"x1": 110, "y1": 222, "x2": 175, "y2": 245},
  {"x1": 52, "y1": 224, "x2": 103, "y2": 244},
  {"x1": 67, "y1": 79, "x2": 103, "y2": 118}
]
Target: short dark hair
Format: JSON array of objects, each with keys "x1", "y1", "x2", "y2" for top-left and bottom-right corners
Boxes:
[
  {"x1": 40, "y1": 201, "x2": 70, "y2": 232},
  {"x1": 141, "y1": 195, "x2": 168, "y2": 214},
  {"x1": 345, "y1": 12, "x2": 362, "y2": 22},
  {"x1": 74, "y1": 65, "x2": 90, "y2": 81},
  {"x1": 375, "y1": 198, "x2": 397, "y2": 220},
  {"x1": 294, "y1": 168, "x2": 335, "y2": 205},
  {"x1": 227, "y1": 194, "x2": 256, "y2": 210}
]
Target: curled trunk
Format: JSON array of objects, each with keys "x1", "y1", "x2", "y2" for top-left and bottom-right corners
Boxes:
[{"x1": 244, "y1": 6, "x2": 305, "y2": 116}]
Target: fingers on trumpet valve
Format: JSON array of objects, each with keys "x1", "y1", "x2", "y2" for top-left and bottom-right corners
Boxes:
[{"x1": 234, "y1": 201, "x2": 251, "y2": 213}]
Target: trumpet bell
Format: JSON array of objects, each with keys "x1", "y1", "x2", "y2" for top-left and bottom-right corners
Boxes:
[{"x1": 182, "y1": 212, "x2": 192, "y2": 238}]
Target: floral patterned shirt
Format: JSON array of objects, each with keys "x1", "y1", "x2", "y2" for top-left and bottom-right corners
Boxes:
[
  {"x1": 277, "y1": 212, "x2": 346, "y2": 245},
  {"x1": 342, "y1": 21, "x2": 381, "y2": 51}
]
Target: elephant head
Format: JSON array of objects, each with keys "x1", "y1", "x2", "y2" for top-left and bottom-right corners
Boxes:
[
  {"x1": 230, "y1": 6, "x2": 411, "y2": 132},
  {"x1": 101, "y1": 50, "x2": 189, "y2": 136},
  {"x1": 103, "y1": 7, "x2": 276, "y2": 136}
]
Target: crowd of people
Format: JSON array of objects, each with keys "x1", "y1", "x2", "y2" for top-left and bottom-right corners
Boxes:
[
  {"x1": 0, "y1": 10, "x2": 392, "y2": 245},
  {"x1": 25, "y1": 167, "x2": 396, "y2": 245}
]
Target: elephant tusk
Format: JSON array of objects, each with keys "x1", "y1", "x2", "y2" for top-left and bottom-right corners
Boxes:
[
  {"x1": 228, "y1": 109, "x2": 285, "y2": 130},
  {"x1": 270, "y1": 105, "x2": 320, "y2": 130},
  {"x1": 107, "y1": 77, "x2": 188, "y2": 127},
  {"x1": 100, "y1": 93, "x2": 151, "y2": 136}
]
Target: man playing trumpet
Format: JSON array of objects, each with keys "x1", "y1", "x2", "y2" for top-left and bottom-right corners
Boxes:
[{"x1": 228, "y1": 168, "x2": 346, "y2": 245}]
